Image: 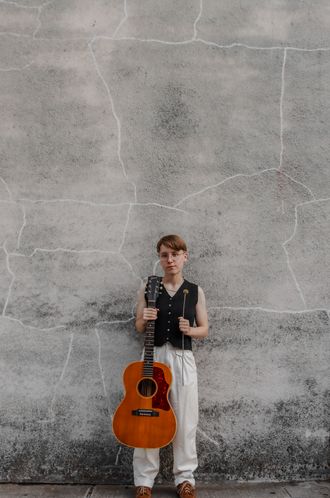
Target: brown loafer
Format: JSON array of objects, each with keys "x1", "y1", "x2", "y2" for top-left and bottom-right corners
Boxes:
[
  {"x1": 177, "y1": 481, "x2": 196, "y2": 498},
  {"x1": 135, "y1": 486, "x2": 152, "y2": 498}
]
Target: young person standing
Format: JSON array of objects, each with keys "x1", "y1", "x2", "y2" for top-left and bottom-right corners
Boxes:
[{"x1": 133, "y1": 234, "x2": 208, "y2": 498}]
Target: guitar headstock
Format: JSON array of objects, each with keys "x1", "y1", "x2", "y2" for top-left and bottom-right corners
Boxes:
[{"x1": 146, "y1": 275, "x2": 161, "y2": 307}]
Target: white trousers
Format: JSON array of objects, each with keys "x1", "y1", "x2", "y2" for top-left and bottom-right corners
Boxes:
[{"x1": 133, "y1": 342, "x2": 199, "y2": 488}]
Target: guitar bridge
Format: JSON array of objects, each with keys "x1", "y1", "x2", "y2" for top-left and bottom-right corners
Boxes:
[{"x1": 132, "y1": 409, "x2": 159, "y2": 417}]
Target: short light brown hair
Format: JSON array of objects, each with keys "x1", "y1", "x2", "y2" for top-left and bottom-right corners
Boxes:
[{"x1": 156, "y1": 234, "x2": 187, "y2": 253}]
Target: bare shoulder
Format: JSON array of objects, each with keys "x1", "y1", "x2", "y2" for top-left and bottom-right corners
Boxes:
[
  {"x1": 197, "y1": 286, "x2": 206, "y2": 303},
  {"x1": 195, "y1": 285, "x2": 208, "y2": 328}
]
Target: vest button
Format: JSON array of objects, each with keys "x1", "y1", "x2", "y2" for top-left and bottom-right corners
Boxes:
[
  {"x1": 168, "y1": 320, "x2": 170, "y2": 323},
  {"x1": 168, "y1": 311, "x2": 171, "y2": 314},
  {"x1": 167, "y1": 328, "x2": 170, "y2": 331},
  {"x1": 169, "y1": 304, "x2": 172, "y2": 307}
]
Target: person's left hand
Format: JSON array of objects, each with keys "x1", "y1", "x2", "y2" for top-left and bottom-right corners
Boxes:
[{"x1": 178, "y1": 317, "x2": 191, "y2": 335}]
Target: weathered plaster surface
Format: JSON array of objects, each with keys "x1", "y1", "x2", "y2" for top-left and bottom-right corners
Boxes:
[
  {"x1": 0, "y1": 0, "x2": 329, "y2": 484},
  {"x1": 197, "y1": 0, "x2": 330, "y2": 48}
]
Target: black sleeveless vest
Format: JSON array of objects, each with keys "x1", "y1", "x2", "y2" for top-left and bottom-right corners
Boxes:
[{"x1": 145, "y1": 278, "x2": 198, "y2": 350}]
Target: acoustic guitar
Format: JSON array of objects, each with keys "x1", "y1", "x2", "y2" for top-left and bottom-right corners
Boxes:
[{"x1": 112, "y1": 275, "x2": 177, "y2": 448}]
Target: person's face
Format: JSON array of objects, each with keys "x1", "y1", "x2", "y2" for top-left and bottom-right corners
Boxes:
[{"x1": 158, "y1": 244, "x2": 188, "y2": 275}]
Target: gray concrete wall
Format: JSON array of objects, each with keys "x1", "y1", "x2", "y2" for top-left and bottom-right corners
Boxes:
[{"x1": 0, "y1": 0, "x2": 329, "y2": 484}]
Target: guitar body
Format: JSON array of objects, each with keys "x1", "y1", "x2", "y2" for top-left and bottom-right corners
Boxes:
[{"x1": 112, "y1": 360, "x2": 177, "y2": 448}]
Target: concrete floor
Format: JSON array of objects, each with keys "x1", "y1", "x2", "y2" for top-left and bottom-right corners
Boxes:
[{"x1": 0, "y1": 481, "x2": 329, "y2": 498}]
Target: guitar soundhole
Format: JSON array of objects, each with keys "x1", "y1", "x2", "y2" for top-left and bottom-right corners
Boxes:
[{"x1": 138, "y1": 378, "x2": 157, "y2": 397}]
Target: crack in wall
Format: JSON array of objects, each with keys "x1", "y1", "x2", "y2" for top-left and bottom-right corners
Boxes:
[
  {"x1": 1, "y1": 315, "x2": 66, "y2": 332},
  {"x1": 46, "y1": 331, "x2": 74, "y2": 422},
  {"x1": 198, "y1": 38, "x2": 330, "y2": 52},
  {"x1": 282, "y1": 487, "x2": 293, "y2": 497},
  {"x1": 17, "y1": 198, "x2": 130, "y2": 206},
  {"x1": 16, "y1": 203, "x2": 26, "y2": 251},
  {"x1": 282, "y1": 196, "x2": 330, "y2": 309},
  {"x1": 0, "y1": 0, "x2": 39, "y2": 9},
  {"x1": 16, "y1": 198, "x2": 187, "y2": 211},
  {"x1": 95, "y1": 327, "x2": 112, "y2": 420},
  {"x1": 114, "y1": 445, "x2": 122, "y2": 465},
  {"x1": 0, "y1": 31, "x2": 30, "y2": 37},
  {"x1": 32, "y1": 0, "x2": 55, "y2": 39},
  {"x1": 152, "y1": 258, "x2": 160, "y2": 275},
  {"x1": 282, "y1": 245, "x2": 306, "y2": 308},
  {"x1": 278, "y1": 48, "x2": 309, "y2": 310},
  {"x1": 10, "y1": 247, "x2": 119, "y2": 258},
  {"x1": 0, "y1": 0, "x2": 50, "y2": 40},
  {"x1": 118, "y1": 203, "x2": 133, "y2": 254},
  {"x1": 95, "y1": 35, "x2": 330, "y2": 52},
  {"x1": 197, "y1": 426, "x2": 221, "y2": 448},
  {"x1": 95, "y1": 317, "x2": 135, "y2": 328},
  {"x1": 88, "y1": 37, "x2": 137, "y2": 203},
  {"x1": 83, "y1": 485, "x2": 94, "y2": 498},
  {"x1": 193, "y1": 0, "x2": 203, "y2": 40},
  {"x1": 0, "y1": 60, "x2": 35, "y2": 71},
  {"x1": 209, "y1": 305, "x2": 330, "y2": 314},
  {"x1": 2, "y1": 241, "x2": 16, "y2": 317},
  {"x1": 279, "y1": 48, "x2": 287, "y2": 172},
  {"x1": 118, "y1": 253, "x2": 145, "y2": 285},
  {"x1": 134, "y1": 202, "x2": 187, "y2": 213},
  {"x1": 111, "y1": 0, "x2": 203, "y2": 42},
  {"x1": 112, "y1": 0, "x2": 127, "y2": 40},
  {"x1": 174, "y1": 168, "x2": 314, "y2": 208}
]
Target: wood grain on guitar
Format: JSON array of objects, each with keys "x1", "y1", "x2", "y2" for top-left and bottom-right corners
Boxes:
[{"x1": 112, "y1": 276, "x2": 177, "y2": 449}]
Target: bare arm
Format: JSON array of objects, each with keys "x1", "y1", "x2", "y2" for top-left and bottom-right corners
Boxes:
[{"x1": 178, "y1": 286, "x2": 208, "y2": 339}]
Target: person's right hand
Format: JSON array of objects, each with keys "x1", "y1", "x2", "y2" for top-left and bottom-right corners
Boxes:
[{"x1": 143, "y1": 307, "x2": 159, "y2": 321}]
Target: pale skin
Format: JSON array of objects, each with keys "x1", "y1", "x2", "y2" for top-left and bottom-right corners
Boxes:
[{"x1": 135, "y1": 244, "x2": 208, "y2": 338}]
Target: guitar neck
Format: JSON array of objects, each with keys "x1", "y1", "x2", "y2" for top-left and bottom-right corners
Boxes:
[{"x1": 143, "y1": 300, "x2": 156, "y2": 377}]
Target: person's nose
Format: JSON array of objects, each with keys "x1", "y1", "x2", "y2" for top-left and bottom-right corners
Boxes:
[{"x1": 167, "y1": 254, "x2": 174, "y2": 262}]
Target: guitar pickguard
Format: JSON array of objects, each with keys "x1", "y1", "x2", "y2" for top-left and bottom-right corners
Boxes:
[{"x1": 152, "y1": 366, "x2": 171, "y2": 411}]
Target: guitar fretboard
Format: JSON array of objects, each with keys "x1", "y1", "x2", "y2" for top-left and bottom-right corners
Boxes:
[{"x1": 143, "y1": 299, "x2": 156, "y2": 377}]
